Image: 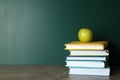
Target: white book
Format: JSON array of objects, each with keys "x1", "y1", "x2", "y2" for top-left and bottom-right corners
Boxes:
[
  {"x1": 66, "y1": 60, "x2": 105, "y2": 68},
  {"x1": 66, "y1": 56, "x2": 107, "y2": 61},
  {"x1": 69, "y1": 50, "x2": 109, "y2": 56},
  {"x1": 69, "y1": 67, "x2": 110, "y2": 76}
]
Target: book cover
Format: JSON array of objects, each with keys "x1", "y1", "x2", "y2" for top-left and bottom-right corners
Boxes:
[
  {"x1": 69, "y1": 67, "x2": 110, "y2": 76},
  {"x1": 69, "y1": 50, "x2": 109, "y2": 56},
  {"x1": 64, "y1": 41, "x2": 108, "y2": 50},
  {"x1": 66, "y1": 60, "x2": 106, "y2": 68}
]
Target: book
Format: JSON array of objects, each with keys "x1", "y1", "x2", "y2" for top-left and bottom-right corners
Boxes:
[
  {"x1": 66, "y1": 60, "x2": 106, "y2": 68},
  {"x1": 64, "y1": 41, "x2": 108, "y2": 50},
  {"x1": 69, "y1": 67, "x2": 110, "y2": 76},
  {"x1": 69, "y1": 50, "x2": 109, "y2": 56},
  {"x1": 66, "y1": 56, "x2": 107, "y2": 61}
]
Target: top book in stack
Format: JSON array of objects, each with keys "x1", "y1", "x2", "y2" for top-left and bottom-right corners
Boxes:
[{"x1": 64, "y1": 41, "x2": 108, "y2": 50}]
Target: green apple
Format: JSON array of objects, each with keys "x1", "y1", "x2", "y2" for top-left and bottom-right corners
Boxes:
[{"x1": 78, "y1": 28, "x2": 93, "y2": 42}]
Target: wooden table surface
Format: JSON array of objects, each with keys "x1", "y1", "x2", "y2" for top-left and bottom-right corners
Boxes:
[{"x1": 0, "y1": 65, "x2": 119, "y2": 80}]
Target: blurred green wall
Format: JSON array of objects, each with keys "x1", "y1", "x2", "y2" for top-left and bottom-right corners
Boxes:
[{"x1": 0, "y1": 0, "x2": 119, "y2": 65}]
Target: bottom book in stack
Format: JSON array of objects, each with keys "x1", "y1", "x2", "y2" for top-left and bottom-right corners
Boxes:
[{"x1": 68, "y1": 67, "x2": 110, "y2": 76}]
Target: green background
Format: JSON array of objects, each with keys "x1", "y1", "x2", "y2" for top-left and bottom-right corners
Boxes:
[{"x1": 0, "y1": 0, "x2": 119, "y2": 65}]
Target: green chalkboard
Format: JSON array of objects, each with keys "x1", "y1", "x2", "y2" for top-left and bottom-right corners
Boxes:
[{"x1": 0, "y1": 0, "x2": 119, "y2": 65}]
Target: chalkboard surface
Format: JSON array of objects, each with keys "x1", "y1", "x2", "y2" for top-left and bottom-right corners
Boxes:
[{"x1": 0, "y1": 0, "x2": 119, "y2": 65}]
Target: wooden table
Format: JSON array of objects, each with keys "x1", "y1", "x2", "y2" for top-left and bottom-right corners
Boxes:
[{"x1": 0, "y1": 65, "x2": 119, "y2": 80}]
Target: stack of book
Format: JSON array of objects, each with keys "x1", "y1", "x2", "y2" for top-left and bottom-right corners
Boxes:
[{"x1": 64, "y1": 41, "x2": 110, "y2": 76}]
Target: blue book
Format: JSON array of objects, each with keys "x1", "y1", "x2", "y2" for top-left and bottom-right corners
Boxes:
[
  {"x1": 66, "y1": 56, "x2": 107, "y2": 61},
  {"x1": 66, "y1": 60, "x2": 106, "y2": 68}
]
